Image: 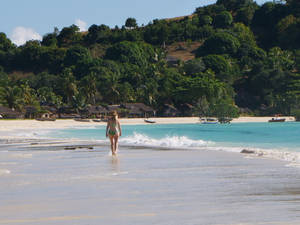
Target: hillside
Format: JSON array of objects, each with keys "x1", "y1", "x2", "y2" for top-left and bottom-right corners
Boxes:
[{"x1": 166, "y1": 41, "x2": 202, "y2": 62}]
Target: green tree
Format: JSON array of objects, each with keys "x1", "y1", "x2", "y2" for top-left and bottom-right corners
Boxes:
[
  {"x1": 41, "y1": 31, "x2": 57, "y2": 47},
  {"x1": 15, "y1": 40, "x2": 43, "y2": 72},
  {"x1": 80, "y1": 73, "x2": 98, "y2": 104},
  {"x1": 19, "y1": 82, "x2": 39, "y2": 107},
  {"x1": 144, "y1": 20, "x2": 170, "y2": 45},
  {"x1": 37, "y1": 87, "x2": 63, "y2": 107},
  {"x1": 71, "y1": 92, "x2": 87, "y2": 115},
  {"x1": 183, "y1": 58, "x2": 206, "y2": 76},
  {"x1": 202, "y1": 54, "x2": 235, "y2": 83},
  {"x1": 216, "y1": 0, "x2": 255, "y2": 11},
  {"x1": 84, "y1": 24, "x2": 112, "y2": 44},
  {"x1": 214, "y1": 11, "x2": 233, "y2": 28},
  {"x1": 125, "y1": 18, "x2": 138, "y2": 29},
  {"x1": 0, "y1": 32, "x2": 15, "y2": 51},
  {"x1": 210, "y1": 98, "x2": 240, "y2": 119},
  {"x1": 196, "y1": 32, "x2": 240, "y2": 57},
  {"x1": 0, "y1": 33, "x2": 16, "y2": 69},
  {"x1": 57, "y1": 25, "x2": 82, "y2": 47},
  {"x1": 0, "y1": 85, "x2": 22, "y2": 110},
  {"x1": 61, "y1": 68, "x2": 78, "y2": 105},
  {"x1": 235, "y1": 4, "x2": 258, "y2": 26},
  {"x1": 105, "y1": 41, "x2": 156, "y2": 67},
  {"x1": 101, "y1": 71, "x2": 121, "y2": 104},
  {"x1": 276, "y1": 15, "x2": 300, "y2": 49},
  {"x1": 232, "y1": 23, "x2": 256, "y2": 46},
  {"x1": 199, "y1": 15, "x2": 213, "y2": 26}
]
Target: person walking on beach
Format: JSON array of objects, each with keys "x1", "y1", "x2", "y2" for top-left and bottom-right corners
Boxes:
[{"x1": 106, "y1": 111, "x2": 122, "y2": 155}]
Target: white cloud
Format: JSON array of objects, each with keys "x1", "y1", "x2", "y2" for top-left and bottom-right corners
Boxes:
[
  {"x1": 11, "y1": 27, "x2": 42, "y2": 46},
  {"x1": 75, "y1": 19, "x2": 87, "y2": 32}
]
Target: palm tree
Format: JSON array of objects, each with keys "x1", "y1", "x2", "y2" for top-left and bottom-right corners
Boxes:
[
  {"x1": 62, "y1": 69, "x2": 78, "y2": 105},
  {"x1": 72, "y1": 93, "x2": 87, "y2": 115},
  {"x1": 80, "y1": 73, "x2": 97, "y2": 105},
  {"x1": 0, "y1": 85, "x2": 22, "y2": 110},
  {"x1": 103, "y1": 72, "x2": 120, "y2": 104}
]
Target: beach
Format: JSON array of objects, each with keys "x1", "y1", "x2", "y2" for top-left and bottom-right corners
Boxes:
[
  {"x1": 1, "y1": 117, "x2": 300, "y2": 225},
  {"x1": 1, "y1": 143, "x2": 300, "y2": 225}
]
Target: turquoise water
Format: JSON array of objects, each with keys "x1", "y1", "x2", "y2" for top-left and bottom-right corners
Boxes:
[{"x1": 49, "y1": 122, "x2": 300, "y2": 152}]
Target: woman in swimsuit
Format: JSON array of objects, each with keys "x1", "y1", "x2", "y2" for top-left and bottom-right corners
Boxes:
[{"x1": 106, "y1": 111, "x2": 122, "y2": 155}]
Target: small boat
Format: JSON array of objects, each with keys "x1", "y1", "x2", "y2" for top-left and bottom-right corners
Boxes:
[
  {"x1": 200, "y1": 118, "x2": 219, "y2": 124},
  {"x1": 144, "y1": 118, "x2": 156, "y2": 124},
  {"x1": 74, "y1": 118, "x2": 90, "y2": 122},
  {"x1": 218, "y1": 117, "x2": 232, "y2": 124},
  {"x1": 268, "y1": 118, "x2": 286, "y2": 122},
  {"x1": 92, "y1": 119, "x2": 102, "y2": 122},
  {"x1": 36, "y1": 118, "x2": 56, "y2": 121}
]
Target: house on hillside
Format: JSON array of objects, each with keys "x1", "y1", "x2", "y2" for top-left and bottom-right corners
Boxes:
[
  {"x1": 0, "y1": 106, "x2": 23, "y2": 119},
  {"x1": 165, "y1": 55, "x2": 180, "y2": 67}
]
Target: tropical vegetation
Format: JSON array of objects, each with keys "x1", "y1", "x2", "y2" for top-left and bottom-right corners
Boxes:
[{"x1": 1, "y1": 0, "x2": 300, "y2": 118}]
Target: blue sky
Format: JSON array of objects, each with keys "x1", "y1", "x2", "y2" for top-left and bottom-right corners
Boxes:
[{"x1": 0, "y1": 0, "x2": 270, "y2": 45}]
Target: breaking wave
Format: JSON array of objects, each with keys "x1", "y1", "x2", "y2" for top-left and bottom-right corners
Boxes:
[{"x1": 119, "y1": 132, "x2": 212, "y2": 149}]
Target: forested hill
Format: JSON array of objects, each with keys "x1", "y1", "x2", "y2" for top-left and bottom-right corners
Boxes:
[{"x1": 1, "y1": 0, "x2": 300, "y2": 118}]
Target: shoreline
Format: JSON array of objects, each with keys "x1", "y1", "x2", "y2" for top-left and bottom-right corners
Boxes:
[
  {"x1": 0, "y1": 116, "x2": 296, "y2": 132},
  {"x1": 0, "y1": 116, "x2": 296, "y2": 140}
]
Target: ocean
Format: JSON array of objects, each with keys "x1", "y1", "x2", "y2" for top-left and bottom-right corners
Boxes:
[{"x1": 47, "y1": 122, "x2": 300, "y2": 164}]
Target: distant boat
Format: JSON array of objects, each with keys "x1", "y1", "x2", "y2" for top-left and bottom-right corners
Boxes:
[
  {"x1": 199, "y1": 118, "x2": 219, "y2": 124},
  {"x1": 92, "y1": 119, "x2": 102, "y2": 122},
  {"x1": 268, "y1": 117, "x2": 286, "y2": 122},
  {"x1": 74, "y1": 118, "x2": 90, "y2": 122},
  {"x1": 218, "y1": 117, "x2": 232, "y2": 124},
  {"x1": 36, "y1": 118, "x2": 56, "y2": 121},
  {"x1": 144, "y1": 118, "x2": 156, "y2": 124}
]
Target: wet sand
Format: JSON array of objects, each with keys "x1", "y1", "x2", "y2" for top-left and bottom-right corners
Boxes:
[{"x1": 1, "y1": 141, "x2": 300, "y2": 225}]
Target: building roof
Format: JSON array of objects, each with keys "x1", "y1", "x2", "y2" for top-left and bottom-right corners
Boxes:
[
  {"x1": 0, "y1": 106, "x2": 14, "y2": 113},
  {"x1": 121, "y1": 103, "x2": 154, "y2": 112},
  {"x1": 87, "y1": 105, "x2": 109, "y2": 114},
  {"x1": 163, "y1": 104, "x2": 180, "y2": 113},
  {"x1": 0, "y1": 105, "x2": 22, "y2": 116},
  {"x1": 107, "y1": 105, "x2": 121, "y2": 112}
]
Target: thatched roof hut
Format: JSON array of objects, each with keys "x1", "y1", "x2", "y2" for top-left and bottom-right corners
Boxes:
[
  {"x1": 0, "y1": 106, "x2": 23, "y2": 119},
  {"x1": 180, "y1": 103, "x2": 195, "y2": 116},
  {"x1": 161, "y1": 104, "x2": 180, "y2": 117},
  {"x1": 121, "y1": 103, "x2": 155, "y2": 118},
  {"x1": 87, "y1": 105, "x2": 109, "y2": 118},
  {"x1": 24, "y1": 106, "x2": 39, "y2": 119},
  {"x1": 58, "y1": 106, "x2": 80, "y2": 119}
]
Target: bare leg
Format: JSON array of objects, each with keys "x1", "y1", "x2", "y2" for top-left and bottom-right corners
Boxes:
[
  {"x1": 109, "y1": 135, "x2": 115, "y2": 155},
  {"x1": 113, "y1": 135, "x2": 119, "y2": 154}
]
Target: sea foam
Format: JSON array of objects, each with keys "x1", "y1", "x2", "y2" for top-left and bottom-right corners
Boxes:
[
  {"x1": 119, "y1": 132, "x2": 212, "y2": 149},
  {"x1": 0, "y1": 169, "x2": 11, "y2": 176}
]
